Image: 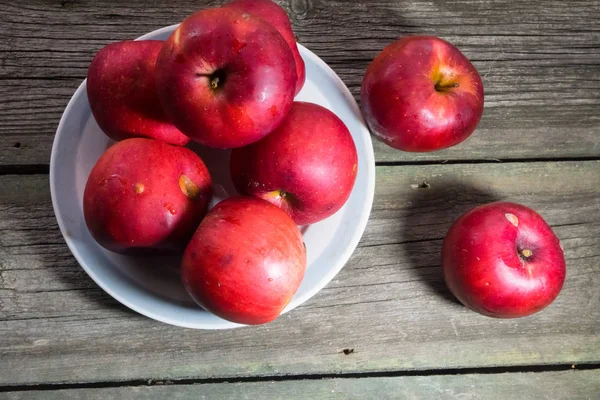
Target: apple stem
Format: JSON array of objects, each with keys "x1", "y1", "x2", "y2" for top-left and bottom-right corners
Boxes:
[
  {"x1": 435, "y1": 81, "x2": 460, "y2": 92},
  {"x1": 196, "y1": 69, "x2": 227, "y2": 90}
]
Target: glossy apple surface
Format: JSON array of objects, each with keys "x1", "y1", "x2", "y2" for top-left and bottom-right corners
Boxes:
[
  {"x1": 224, "y1": 0, "x2": 306, "y2": 95},
  {"x1": 84, "y1": 138, "x2": 212, "y2": 254},
  {"x1": 442, "y1": 202, "x2": 566, "y2": 318},
  {"x1": 361, "y1": 36, "x2": 484, "y2": 152},
  {"x1": 155, "y1": 7, "x2": 297, "y2": 148},
  {"x1": 87, "y1": 40, "x2": 190, "y2": 146},
  {"x1": 230, "y1": 102, "x2": 358, "y2": 225},
  {"x1": 182, "y1": 196, "x2": 307, "y2": 324}
]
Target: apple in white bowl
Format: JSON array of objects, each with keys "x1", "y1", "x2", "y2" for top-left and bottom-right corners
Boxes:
[{"x1": 230, "y1": 102, "x2": 358, "y2": 225}]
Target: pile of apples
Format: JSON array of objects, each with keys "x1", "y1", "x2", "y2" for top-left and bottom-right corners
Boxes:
[
  {"x1": 83, "y1": 0, "x2": 358, "y2": 325},
  {"x1": 83, "y1": 0, "x2": 566, "y2": 324}
]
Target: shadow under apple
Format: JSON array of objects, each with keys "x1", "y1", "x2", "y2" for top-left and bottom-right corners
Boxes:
[{"x1": 401, "y1": 178, "x2": 500, "y2": 305}]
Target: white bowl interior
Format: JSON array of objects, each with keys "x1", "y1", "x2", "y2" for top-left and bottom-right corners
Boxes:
[{"x1": 50, "y1": 25, "x2": 375, "y2": 329}]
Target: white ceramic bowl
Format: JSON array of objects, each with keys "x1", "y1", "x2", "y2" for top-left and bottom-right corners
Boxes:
[{"x1": 50, "y1": 25, "x2": 375, "y2": 329}]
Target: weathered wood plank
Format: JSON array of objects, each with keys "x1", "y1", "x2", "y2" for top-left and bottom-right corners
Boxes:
[
  {"x1": 0, "y1": 161, "x2": 599, "y2": 385},
  {"x1": 0, "y1": 0, "x2": 599, "y2": 165},
  {"x1": 3, "y1": 370, "x2": 600, "y2": 400}
]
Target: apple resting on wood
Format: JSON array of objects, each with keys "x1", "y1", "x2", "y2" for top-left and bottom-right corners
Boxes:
[
  {"x1": 442, "y1": 202, "x2": 566, "y2": 318},
  {"x1": 361, "y1": 36, "x2": 484, "y2": 152},
  {"x1": 87, "y1": 40, "x2": 190, "y2": 146},
  {"x1": 155, "y1": 7, "x2": 297, "y2": 149},
  {"x1": 182, "y1": 196, "x2": 307, "y2": 324},
  {"x1": 223, "y1": 0, "x2": 306, "y2": 95},
  {"x1": 84, "y1": 138, "x2": 212, "y2": 254},
  {"x1": 230, "y1": 102, "x2": 358, "y2": 225}
]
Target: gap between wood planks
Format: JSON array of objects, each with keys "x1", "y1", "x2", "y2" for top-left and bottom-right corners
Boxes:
[
  {"x1": 1, "y1": 157, "x2": 600, "y2": 176},
  {"x1": 0, "y1": 363, "x2": 599, "y2": 393}
]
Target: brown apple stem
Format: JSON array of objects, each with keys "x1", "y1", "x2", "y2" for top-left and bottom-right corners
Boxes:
[{"x1": 435, "y1": 81, "x2": 460, "y2": 92}]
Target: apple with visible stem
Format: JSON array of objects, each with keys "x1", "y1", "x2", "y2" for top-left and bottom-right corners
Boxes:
[
  {"x1": 230, "y1": 102, "x2": 358, "y2": 225},
  {"x1": 87, "y1": 40, "x2": 190, "y2": 146},
  {"x1": 182, "y1": 196, "x2": 307, "y2": 324},
  {"x1": 442, "y1": 202, "x2": 566, "y2": 318},
  {"x1": 155, "y1": 7, "x2": 297, "y2": 149},
  {"x1": 223, "y1": 0, "x2": 306, "y2": 95},
  {"x1": 361, "y1": 36, "x2": 484, "y2": 152},
  {"x1": 84, "y1": 138, "x2": 212, "y2": 254}
]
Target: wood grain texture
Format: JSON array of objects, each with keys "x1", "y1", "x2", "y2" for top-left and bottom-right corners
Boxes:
[
  {"x1": 0, "y1": 0, "x2": 599, "y2": 165},
  {"x1": 1, "y1": 161, "x2": 599, "y2": 385},
  {"x1": 3, "y1": 370, "x2": 600, "y2": 399}
]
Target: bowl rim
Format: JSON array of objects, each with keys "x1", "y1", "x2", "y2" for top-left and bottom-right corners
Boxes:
[{"x1": 49, "y1": 24, "x2": 376, "y2": 329}]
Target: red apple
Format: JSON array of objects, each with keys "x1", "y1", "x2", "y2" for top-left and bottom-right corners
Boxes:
[
  {"x1": 87, "y1": 41, "x2": 190, "y2": 146},
  {"x1": 442, "y1": 202, "x2": 566, "y2": 318},
  {"x1": 361, "y1": 36, "x2": 484, "y2": 152},
  {"x1": 84, "y1": 138, "x2": 212, "y2": 254},
  {"x1": 155, "y1": 7, "x2": 297, "y2": 149},
  {"x1": 223, "y1": 0, "x2": 306, "y2": 95},
  {"x1": 182, "y1": 196, "x2": 306, "y2": 324},
  {"x1": 230, "y1": 102, "x2": 358, "y2": 225}
]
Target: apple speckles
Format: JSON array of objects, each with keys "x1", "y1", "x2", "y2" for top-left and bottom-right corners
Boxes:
[
  {"x1": 134, "y1": 183, "x2": 145, "y2": 194},
  {"x1": 505, "y1": 213, "x2": 519, "y2": 227},
  {"x1": 269, "y1": 105, "x2": 278, "y2": 117},
  {"x1": 232, "y1": 38, "x2": 247, "y2": 54},
  {"x1": 99, "y1": 174, "x2": 127, "y2": 188},
  {"x1": 164, "y1": 202, "x2": 177, "y2": 215}
]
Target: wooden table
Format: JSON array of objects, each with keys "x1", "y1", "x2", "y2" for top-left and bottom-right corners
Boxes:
[{"x1": 1, "y1": 1, "x2": 599, "y2": 398}]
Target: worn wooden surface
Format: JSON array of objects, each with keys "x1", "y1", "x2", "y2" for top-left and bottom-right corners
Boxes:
[
  {"x1": 1, "y1": 0, "x2": 599, "y2": 397},
  {"x1": 2, "y1": 370, "x2": 600, "y2": 400},
  {"x1": 1, "y1": 162, "x2": 599, "y2": 387},
  {"x1": 1, "y1": 0, "x2": 599, "y2": 165}
]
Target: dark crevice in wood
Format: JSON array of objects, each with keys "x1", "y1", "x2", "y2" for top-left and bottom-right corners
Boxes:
[
  {"x1": 0, "y1": 165, "x2": 49, "y2": 175},
  {"x1": 359, "y1": 237, "x2": 445, "y2": 249},
  {"x1": 0, "y1": 76, "x2": 82, "y2": 81},
  {"x1": 550, "y1": 221, "x2": 592, "y2": 228},
  {"x1": 1, "y1": 363, "x2": 599, "y2": 393},
  {"x1": 352, "y1": 263, "x2": 441, "y2": 272},
  {"x1": 307, "y1": 298, "x2": 393, "y2": 310},
  {"x1": 0, "y1": 314, "x2": 123, "y2": 323},
  {"x1": 0, "y1": 287, "x2": 94, "y2": 294},
  {"x1": 1, "y1": 157, "x2": 597, "y2": 177},
  {"x1": 375, "y1": 156, "x2": 600, "y2": 167},
  {"x1": 326, "y1": 279, "x2": 423, "y2": 290}
]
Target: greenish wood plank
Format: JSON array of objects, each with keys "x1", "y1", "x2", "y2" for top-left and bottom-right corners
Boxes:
[
  {"x1": 0, "y1": 161, "x2": 599, "y2": 385},
  {"x1": 3, "y1": 370, "x2": 600, "y2": 399},
  {"x1": 0, "y1": 0, "x2": 599, "y2": 165}
]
